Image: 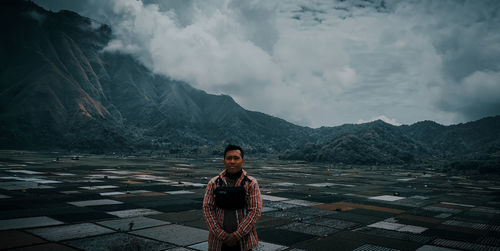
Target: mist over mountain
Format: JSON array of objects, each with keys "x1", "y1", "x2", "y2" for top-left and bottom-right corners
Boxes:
[
  {"x1": 0, "y1": 0, "x2": 311, "y2": 154},
  {"x1": 1, "y1": 1, "x2": 499, "y2": 168}
]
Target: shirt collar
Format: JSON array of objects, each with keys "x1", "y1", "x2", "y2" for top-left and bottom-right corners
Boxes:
[{"x1": 219, "y1": 169, "x2": 247, "y2": 182}]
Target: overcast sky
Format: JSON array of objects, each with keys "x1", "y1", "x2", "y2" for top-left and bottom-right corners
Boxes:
[{"x1": 33, "y1": 0, "x2": 500, "y2": 128}]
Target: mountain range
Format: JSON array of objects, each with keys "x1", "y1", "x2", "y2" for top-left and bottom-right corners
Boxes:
[{"x1": 1, "y1": 0, "x2": 499, "y2": 169}]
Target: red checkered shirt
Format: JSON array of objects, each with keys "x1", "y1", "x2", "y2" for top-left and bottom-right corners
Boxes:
[{"x1": 202, "y1": 169, "x2": 262, "y2": 251}]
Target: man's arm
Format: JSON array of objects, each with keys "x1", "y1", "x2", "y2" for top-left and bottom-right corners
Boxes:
[
  {"x1": 202, "y1": 180, "x2": 227, "y2": 240},
  {"x1": 233, "y1": 179, "x2": 262, "y2": 239}
]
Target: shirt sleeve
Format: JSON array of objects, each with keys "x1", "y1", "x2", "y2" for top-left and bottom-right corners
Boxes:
[
  {"x1": 234, "y1": 179, "x2": 262, "y2": 239},
  {"x1": 202, "y1": 180, "x2": 227, "y2": 240}
]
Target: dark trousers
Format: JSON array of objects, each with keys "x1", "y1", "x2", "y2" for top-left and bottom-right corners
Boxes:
[{"x1": 221, "y1": 243, "x2": 241, "y2": 251}]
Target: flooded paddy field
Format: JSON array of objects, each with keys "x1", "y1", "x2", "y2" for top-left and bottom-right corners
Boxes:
[{"x1": 1, "y1": 150, "x2": 500, "y2": 250}]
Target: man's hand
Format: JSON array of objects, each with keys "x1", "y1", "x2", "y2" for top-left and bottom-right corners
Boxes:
[{"x1": 223, "y1": 232, "x2": 239, "y2": 247}]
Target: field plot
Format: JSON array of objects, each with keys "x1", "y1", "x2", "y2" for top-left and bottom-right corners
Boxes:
[{"x1": 1, "y1": 150, "x2": 500, "y2": 250}]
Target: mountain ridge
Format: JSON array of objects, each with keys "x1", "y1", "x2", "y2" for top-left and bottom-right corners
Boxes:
[{"x1": 1, "y1": 1, "x2": 499, "y2": 168}]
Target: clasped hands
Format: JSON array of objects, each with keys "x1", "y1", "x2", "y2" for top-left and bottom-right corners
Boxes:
[{"x1": 223, "y1": 232, "x2": 239, "y2": 247}]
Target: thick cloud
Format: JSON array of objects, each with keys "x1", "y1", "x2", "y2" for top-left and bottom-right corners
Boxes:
[{"x1": 33, "y1": 0, "x2": 500, "y2": 127}]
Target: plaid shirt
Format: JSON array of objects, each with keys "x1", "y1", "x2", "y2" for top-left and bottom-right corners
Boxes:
[{"x1": 202, "y1": 169, "x2": 262, "y2": 251}]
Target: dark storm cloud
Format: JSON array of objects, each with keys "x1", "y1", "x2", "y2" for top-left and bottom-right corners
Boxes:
[{"x1": 413, "y1": 0, "x2": 500, "y2": 122}]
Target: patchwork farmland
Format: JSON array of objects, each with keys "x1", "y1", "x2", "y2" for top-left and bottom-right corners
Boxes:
[{"x1": 1, "y1": 150, "x2": 499, "y2": 250}]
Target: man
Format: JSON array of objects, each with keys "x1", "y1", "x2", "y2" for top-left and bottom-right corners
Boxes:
[{"x1": 203, "y1": 145, "x2": 262, "y2": 251}]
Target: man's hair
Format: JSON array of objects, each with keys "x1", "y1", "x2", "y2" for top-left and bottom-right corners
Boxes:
[{"x1": 224, "y1": 144, "x2": 244, "y2": 159}]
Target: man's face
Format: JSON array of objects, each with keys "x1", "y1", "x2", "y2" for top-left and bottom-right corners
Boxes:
[{"x1": 223, "y1": 150, "x2": 245, "y2": 174}]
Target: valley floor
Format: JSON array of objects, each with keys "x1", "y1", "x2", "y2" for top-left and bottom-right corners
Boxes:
[{"x1": 0, "y1": 150, "x2": 499, "y2": 250}]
